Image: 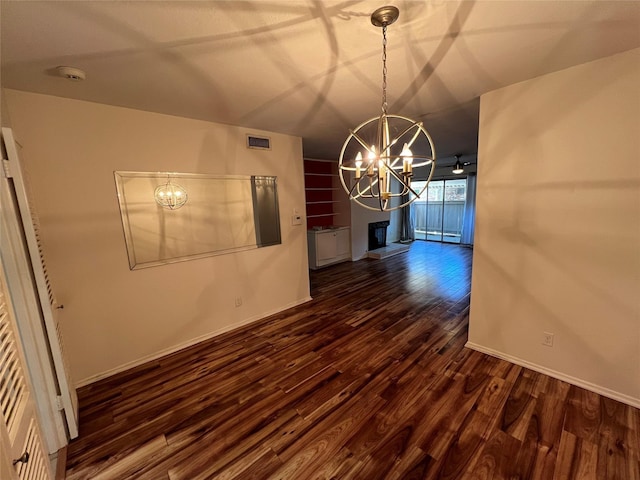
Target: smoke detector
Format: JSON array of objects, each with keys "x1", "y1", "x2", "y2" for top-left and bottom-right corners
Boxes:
[{"x1": 56, "y1": 66, "x2": 86, "y2": 81}]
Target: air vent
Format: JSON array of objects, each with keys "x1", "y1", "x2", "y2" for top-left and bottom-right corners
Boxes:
[{"x1": 247, "y1": 135, "x2": 271, "y2": 150}]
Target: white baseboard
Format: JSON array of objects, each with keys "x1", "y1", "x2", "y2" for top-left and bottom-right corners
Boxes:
[
  {"x1": 76, "y1": 296, "x2": 313, "y2": 388},
  {"x1": 465, "y1": 342, "x2": 640, "y2": 408}
]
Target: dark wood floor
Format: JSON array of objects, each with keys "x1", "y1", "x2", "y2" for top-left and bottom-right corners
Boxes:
[{"x1": 66, "y1": 241, "x2": 639, "y2": 479}]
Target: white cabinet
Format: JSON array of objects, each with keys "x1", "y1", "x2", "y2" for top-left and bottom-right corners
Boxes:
[{"x1": 307, "y1": 227, "x2": 351, "y2": 269}]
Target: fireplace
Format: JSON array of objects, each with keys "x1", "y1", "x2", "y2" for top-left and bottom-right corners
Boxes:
[{"x1": 368, "y1": 221, "x2": 390, "y2": 250}]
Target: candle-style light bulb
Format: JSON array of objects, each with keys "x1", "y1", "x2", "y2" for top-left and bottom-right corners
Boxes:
[
  {"x1": 367, "y1": 147, "x2": 377, "y2": 176},
  {"x1": 355, "y1": 151, "x2": 363, "y2": 179},
  {"x1": 401, "y1": 143, "x2": 413, "y2": 174}
]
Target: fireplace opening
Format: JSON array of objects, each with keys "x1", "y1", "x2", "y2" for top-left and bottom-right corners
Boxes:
[{"x1": 368, "y1": 221, "x2": 390, "y2": 250}]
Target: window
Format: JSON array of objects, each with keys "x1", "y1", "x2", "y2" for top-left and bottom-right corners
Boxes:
[{"x1": 412, "y1": 179, "x2": 467, "y2": 243}]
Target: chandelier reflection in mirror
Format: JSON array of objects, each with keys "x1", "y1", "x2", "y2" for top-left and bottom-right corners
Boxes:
[
  {"x1": 338, "y1": 6, "x2": 436, "y2": 212},
  {"x1": 154, "y1": 177, "x2": 188, "y2": 210}
]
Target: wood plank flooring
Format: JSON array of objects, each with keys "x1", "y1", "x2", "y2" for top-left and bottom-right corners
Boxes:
[{"x1": 65, "y1": 241, "x2": 640, "y2": 479}]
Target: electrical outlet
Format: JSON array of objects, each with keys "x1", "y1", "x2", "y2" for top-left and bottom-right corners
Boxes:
[
  {"x1": 542, "y1": 332, "x2": 554, "y2": 347},
  {"x1": 235, "y1": 297, "x2": 242, "y2": 307}
]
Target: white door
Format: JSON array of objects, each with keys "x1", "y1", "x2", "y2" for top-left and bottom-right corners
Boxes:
[
  {"x1": 0, "y1": 258, "x2": 53, "y2": 480},
  {"x1": 335, "y1": 228, "x2": 350, "y2": 257},
  {"x1": 1, "y1": 128, "x2": 79, "y2": 439}
]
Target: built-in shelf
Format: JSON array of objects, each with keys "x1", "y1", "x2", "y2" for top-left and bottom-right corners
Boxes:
[
  {"x1": 307, "y1": 213, "x2": 339, "y2": 218},
  {"x1": 304, "y1": 158, "x2": 341, "y2": 229}
]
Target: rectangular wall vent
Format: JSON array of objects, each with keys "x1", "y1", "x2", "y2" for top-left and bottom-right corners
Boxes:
[{"x1": 247, "y1": 135, "x2": 271, "y2": 150}]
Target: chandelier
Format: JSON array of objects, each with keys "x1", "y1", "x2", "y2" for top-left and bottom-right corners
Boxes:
[
  {"x1": 154, "y1": 177, "x2": 188, "y2": 210},
  {"x1": 338, "y1": 6, "x2": 436, "y2": 212}
]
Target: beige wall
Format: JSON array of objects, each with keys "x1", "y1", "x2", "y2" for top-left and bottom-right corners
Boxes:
[
  {"x1": 469, "y1": 49, "x2": 640, "y2": 406},
  {"x1": 4, "y1": 89, "x2": 310, "y2": 385}
]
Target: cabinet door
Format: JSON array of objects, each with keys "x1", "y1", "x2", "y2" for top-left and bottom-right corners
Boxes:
[
  {"x1": 335, "y1": 229, "x2": 350, "y2": 257},
  {"x1": 316, "y1": 232, "x2": 337, "y2": 261}
]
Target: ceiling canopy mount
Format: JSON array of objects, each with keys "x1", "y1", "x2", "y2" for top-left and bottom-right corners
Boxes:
[{"x1": 370, "y1": 5, "x2": 399, "y2": 27}]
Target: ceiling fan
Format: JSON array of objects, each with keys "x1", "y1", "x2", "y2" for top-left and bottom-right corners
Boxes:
[{"x1": 452, "y1": 155, "x2": 475, "y2": 174}]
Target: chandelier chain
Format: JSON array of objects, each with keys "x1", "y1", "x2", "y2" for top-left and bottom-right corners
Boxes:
[{"x1": 381, "y1": 24, "x2": 388, "y2": 115}]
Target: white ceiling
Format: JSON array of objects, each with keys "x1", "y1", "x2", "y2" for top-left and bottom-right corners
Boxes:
[{"x1": 2, "y1": 1, "x2": 639, "y2": 162}]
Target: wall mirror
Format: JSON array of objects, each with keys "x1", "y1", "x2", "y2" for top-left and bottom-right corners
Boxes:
[{"x1": 114, "y1": 171, "x2": 281, "y2": 270}]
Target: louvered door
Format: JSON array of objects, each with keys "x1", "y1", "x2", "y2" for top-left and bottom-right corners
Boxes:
[
  {"x1": 1, "y1": 127, "x2": 78, "y2": 439},
  {"x1": 0, "y1": 258, "x2": 53, "y2": 480}
]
